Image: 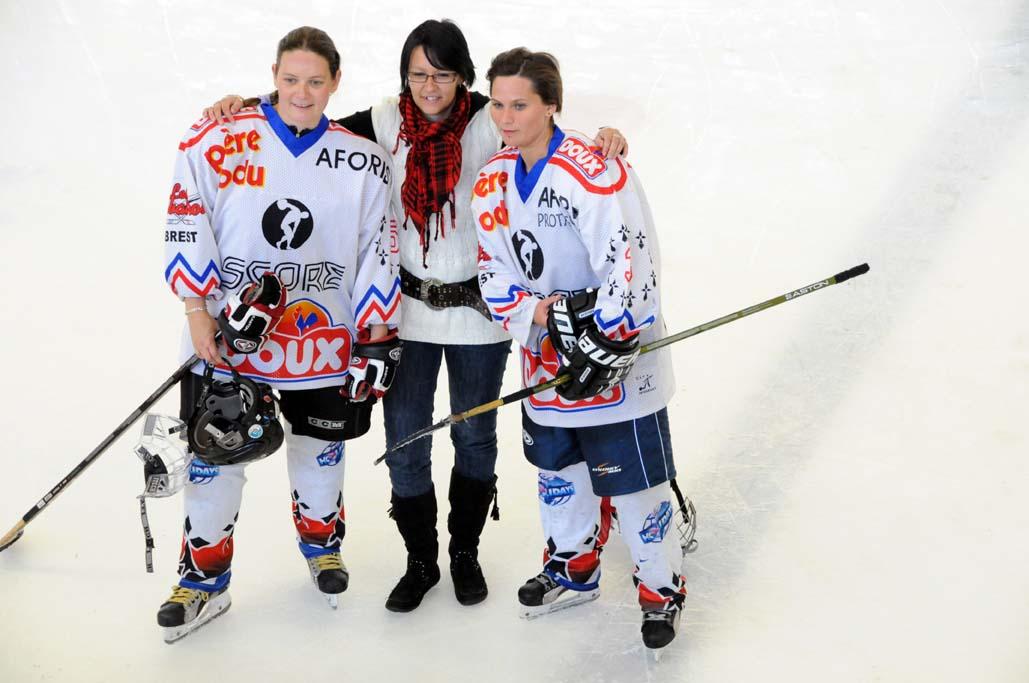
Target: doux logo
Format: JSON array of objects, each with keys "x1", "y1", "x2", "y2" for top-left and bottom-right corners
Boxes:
[{"x1": 556, "y1": 138, "x2": 606, "y2": 178}]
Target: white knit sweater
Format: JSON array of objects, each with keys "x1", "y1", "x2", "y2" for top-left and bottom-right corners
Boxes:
[{"x1": 370, "y1": 97, "x2": 510, "y2": 345}]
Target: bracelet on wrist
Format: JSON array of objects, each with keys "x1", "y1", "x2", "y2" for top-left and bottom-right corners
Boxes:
[{"x1": 184, "y1": 307, "x2": 208, "y2": 315}]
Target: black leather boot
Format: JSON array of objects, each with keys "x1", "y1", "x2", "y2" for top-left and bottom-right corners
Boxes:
[
  {"x1": 447, "y1": 469, "x2": 499, "y2": 606},
  {"x1": 385, "y1": 488, "x2": 441, "y2": 613}
]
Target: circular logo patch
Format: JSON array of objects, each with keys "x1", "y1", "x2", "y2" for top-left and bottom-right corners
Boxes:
[
  {"x1": 512, "y1": 230, "x2": 544, "y2": 280},
  {"x1": 262, "y1": 198, "x2": 314, "y2": 250}
]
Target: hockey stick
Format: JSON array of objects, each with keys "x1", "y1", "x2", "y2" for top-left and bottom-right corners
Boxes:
[
  {"x1": 0, "y1": 354, "x2": 205, "y2": 553},
  {"x1": 374, "y1": 263, "x2": 870, "y2": 466}
]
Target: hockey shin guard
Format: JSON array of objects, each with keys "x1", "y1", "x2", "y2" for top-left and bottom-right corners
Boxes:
[
  {"x1": 286, "y1": 433, "x2": 347, "y2": 555},
  {"x1": 537, "y1": 462, "x2": 604, "y2": 589},
  {"x1": 613, "y1": 482, "x2": 688, "y2": 610},
  {"x1": 178, "y1": 459, "x2": 247, "y2": 588}
]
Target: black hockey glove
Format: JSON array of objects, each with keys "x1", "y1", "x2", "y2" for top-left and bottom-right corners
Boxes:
[
  {"x1": 340, "y1": 331, "x2": 403, "y2": 402},
  {"x1": 546, "y1": 289, "x2": 598, "y2": 358},
  {"x1": 218, "y1": 272, "x2": 287, "y2": 354},
  {"x1": 556, "y1": 327, "x2": 640, "y2": 401}
]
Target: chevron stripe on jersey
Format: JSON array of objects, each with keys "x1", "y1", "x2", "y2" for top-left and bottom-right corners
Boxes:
[
  {"x1": 472, "y1": 127, "x2": 675, "y2": 427},
  {"x1": 165, "y1": 104, "x2": 398, "y2": 390}
]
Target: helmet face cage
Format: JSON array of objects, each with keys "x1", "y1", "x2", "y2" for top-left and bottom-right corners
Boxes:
[
  {"x1": 135, "y1": 413, "x2": 191, "y2": 498},
  {"x1": 187, "y1": 366, "x2": 283, "y2": 466},
  {"x1": 676, "y1": 494, "x2": 698, "y2": 556}
]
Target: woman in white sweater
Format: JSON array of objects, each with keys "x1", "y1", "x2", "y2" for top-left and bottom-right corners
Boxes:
[{"x1": 205, "y1": 19, "x2": 626, "y2": 613}]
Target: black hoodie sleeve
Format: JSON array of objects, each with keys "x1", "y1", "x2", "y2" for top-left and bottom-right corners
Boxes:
[{"x1": 333, "y1": 108, "x2": 377, "y2": 143}]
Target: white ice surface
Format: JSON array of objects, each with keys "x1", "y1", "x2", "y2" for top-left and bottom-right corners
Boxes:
[{"x1": 2, "y1": 1, "x2": 1028, "y2": 681}]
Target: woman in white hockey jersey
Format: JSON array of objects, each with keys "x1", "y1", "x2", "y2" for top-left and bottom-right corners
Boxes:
[
  {"x1": 472, "y1": 48, "x2": 686, "y2": 650},
  {"x1": 160, "y1": 26, "x2": 400, "y2": 642},
  {"x1": 202, "y1": 19, "x2": 628, "y2": 614}
]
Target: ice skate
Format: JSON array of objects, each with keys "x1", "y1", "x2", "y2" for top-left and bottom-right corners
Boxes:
[
  {"x1": 156, "y1": 585, "x2": 231, "y2": 644},
  {"x1": 517, "y1": 572, "x2": 599, "y2": 619},
  {"x1": 641, "y1": 598, "x2": 684, "y2": 652},
  {"x1": 307, "y1": 551, "x2": 349, "y2": 609}
]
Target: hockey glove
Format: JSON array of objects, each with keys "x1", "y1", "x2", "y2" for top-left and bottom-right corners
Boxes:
[
  {"x1": 218, "y1": 272, "x2": 287, "y2": 354},
  {"x1": 340, "y1": 330, "x2": 403, "y2": 402},
  {"x1": 556, "y1": 327, "x2": 640, "y2": 401},
  {"x1": 546, "y1": 289, "x2": 598, "y2": 358}
]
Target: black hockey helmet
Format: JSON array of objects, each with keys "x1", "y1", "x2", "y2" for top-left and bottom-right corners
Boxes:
[{"x1": 187, "y1": 365, "x2": 283, "y2": 466}]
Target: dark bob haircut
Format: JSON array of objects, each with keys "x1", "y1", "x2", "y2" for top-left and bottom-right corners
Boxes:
[{"x1": 398, "y1": 19, "x2": 476, "y2": 92}]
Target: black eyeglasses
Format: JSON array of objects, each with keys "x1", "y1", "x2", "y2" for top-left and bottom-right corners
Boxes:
[{"x1": 407, "y1": 71, "x2": 459, "y2": 84}]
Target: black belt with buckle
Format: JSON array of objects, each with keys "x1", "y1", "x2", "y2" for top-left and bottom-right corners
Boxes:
[{"x1": 400, "y1": 267, "x2": 492, "y2": 320}]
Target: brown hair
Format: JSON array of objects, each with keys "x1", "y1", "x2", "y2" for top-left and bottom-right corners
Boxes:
[
  {"x1": 276, "y1": 26, "x2": 341, "y2": 75},
  {"x1": 485, "y1": 48, "x2": 563, "y2": 112}
]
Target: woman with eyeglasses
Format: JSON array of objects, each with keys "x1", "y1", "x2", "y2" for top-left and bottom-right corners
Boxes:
[
  {"x1": 472, "y1": 48, "x2": 684, "y2": 650},
  {"x1": 204, "y1": 19, "x2": 627, "y2": 614}
]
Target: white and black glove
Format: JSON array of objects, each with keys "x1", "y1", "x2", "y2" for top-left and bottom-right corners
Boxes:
[
  {"x1": 557, "y1": 327, "x2": 640, "y2": 401},
  {"x1": 546, "y1": 289, "x2": 598, "y2": 358},
  {"x1": 340, "y1": 332, "x2": 403, "y2": 402},
  {"x1": 218, "y1": 272, "x2": 287, "y2": 354}
]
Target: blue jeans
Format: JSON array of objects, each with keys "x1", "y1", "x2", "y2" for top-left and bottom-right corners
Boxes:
[{"x1": 383, "y1": 340, "x2": 512, "y2": 497}]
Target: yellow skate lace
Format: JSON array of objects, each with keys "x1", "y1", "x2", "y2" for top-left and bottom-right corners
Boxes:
[
  {"x1": 166, "y1": 586, "x2": 209, "y2": 606},
  {"x1": 310, "y1": 553, "x2": 344, "y2": 572}
]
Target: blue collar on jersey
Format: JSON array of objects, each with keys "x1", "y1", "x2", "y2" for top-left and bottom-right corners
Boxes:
[
  {"x1": 261, "y1": 103, "x2": 329, "y2": 158},
  {"x1": 515, "y1": 126, "x2": 565, "y2": 203}
]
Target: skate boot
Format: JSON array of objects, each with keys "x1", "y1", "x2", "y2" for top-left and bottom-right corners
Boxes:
[
  {"x1": 641, "y1": 596, "x2": 684, "y2": 650},
  {"x1": 156, "y1": 584, "x2": 231, "y2": 643},
  {"x1": 307, "y1": 551, "x2": 349, "y2": 609},
  {"x1": 517, "y1": 572, "x2": 600, "y2": 619}
]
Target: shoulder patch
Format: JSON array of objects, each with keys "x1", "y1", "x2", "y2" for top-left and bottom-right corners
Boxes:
[
  {"x1": 550, "y1": 148, "x2": 628, "y2": 195},
  {"x1": 554, "y1": 136, "x2": 607, "y2": 178}
]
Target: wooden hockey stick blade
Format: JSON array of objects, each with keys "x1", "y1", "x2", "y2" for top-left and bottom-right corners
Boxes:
[
  {"x1": 0, "y1": 521, "x2": 26, "y2": 552},
  {"x1": 0, "y1": 352, "x2": 206, "y2": 555}
]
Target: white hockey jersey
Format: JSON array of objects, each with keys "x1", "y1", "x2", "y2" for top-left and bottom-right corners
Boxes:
[
  {"x1": 165, "y1": 104, "x2": 400, "y2": 390},
  {"x1": 472, "y1": 128, "x2": 675, "y2": 428}
]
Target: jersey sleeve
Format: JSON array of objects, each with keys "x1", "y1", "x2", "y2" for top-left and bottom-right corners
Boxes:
[
  {"x1": 351, "y1": 152, "x2": 400, "y2": 331},
  {"x1": 473, "y1": 170, "x2": 539, "y2": 346},
  {"x1": 574, "y1": 160, "x2": 660, "y2": 342},
  {"x1": 164, "y1": 121, "x2": 224, "y2": 300}
]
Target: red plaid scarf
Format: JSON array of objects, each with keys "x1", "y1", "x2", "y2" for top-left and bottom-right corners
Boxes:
[{"x1": 395, "y1": 87, "x2": 472, "y2": 264}]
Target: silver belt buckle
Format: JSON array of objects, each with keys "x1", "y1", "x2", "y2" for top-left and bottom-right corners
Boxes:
[{"x1": 420, "y1": 277, "x2": 445, "y2": 310}]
